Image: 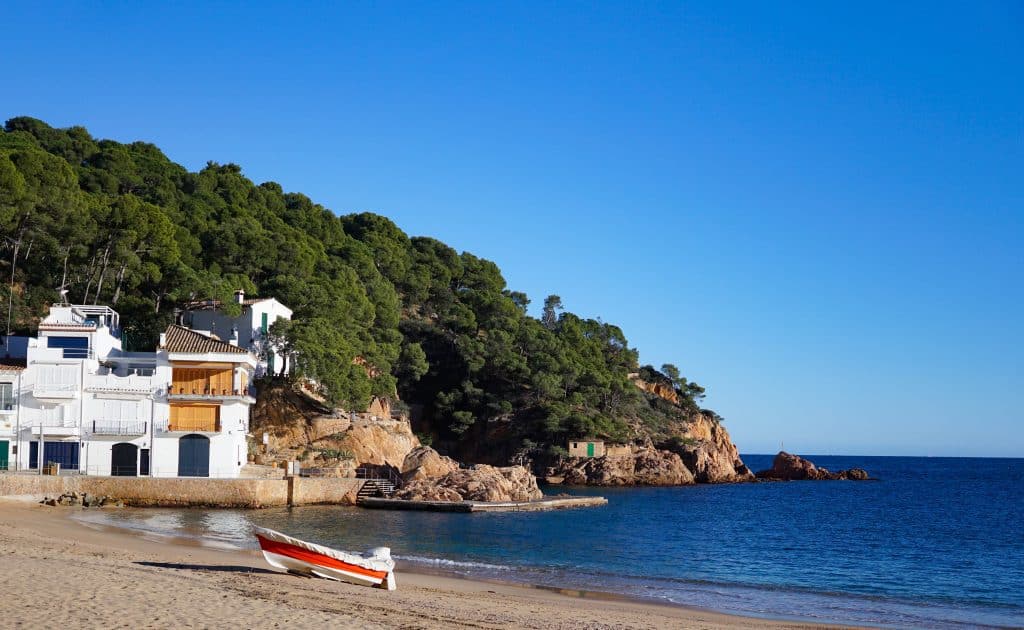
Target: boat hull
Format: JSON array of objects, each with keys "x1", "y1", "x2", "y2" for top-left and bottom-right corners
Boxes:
[{"x1": 255, "y1": 530, "x2": 396, "y2": 590}]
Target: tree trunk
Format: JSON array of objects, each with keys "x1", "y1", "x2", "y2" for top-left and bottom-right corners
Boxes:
[
  {"x1": 5, "y1": 219, "x2": 28, "y2": 338},
  {"x1": 93, "y1": 240, "x2": 112, "y2": 305},
  {"x1": 112, "y1": 262, "x2": 128, "y2": 305},
  {"x1": 81, "y1": 251, "x2": 99, "y2": 303}
]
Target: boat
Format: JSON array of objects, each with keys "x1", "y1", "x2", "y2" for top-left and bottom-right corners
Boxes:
[{"x1": 254, "y1": 527, "x2": 397, "y2": 590}]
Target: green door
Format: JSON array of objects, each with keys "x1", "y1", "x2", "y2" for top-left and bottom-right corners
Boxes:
[
  {"x1": 0, "y1": 440, "x2": 9, "y2": 470},
  {"x1": 586, "y1": 442, "x2": 594, "y2": 457}
]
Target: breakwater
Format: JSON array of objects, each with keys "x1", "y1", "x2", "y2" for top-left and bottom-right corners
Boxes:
[{"x1": 0, "y1": 473, "x2": 363, "y2": 508}]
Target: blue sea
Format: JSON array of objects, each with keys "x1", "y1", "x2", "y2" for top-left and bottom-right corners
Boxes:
[{"x1": 75, "y1": 456, "x2": 1024, "y2": 628}]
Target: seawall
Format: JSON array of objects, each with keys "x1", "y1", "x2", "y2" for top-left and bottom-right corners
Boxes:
[{"x1": 0, "y1": 474, "x2": 363, "y2": 508}]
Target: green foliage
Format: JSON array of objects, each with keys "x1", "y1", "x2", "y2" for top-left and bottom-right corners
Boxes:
[
  {"x1": 0, "y1": 118, "x2": 718, "y2": 457},
  {"x1": 314, "y1": 447, "x2": 355, "y2": 461}
]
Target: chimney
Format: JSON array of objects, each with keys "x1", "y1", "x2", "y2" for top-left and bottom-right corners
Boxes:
[
  {"x1": 159, "y1": 332, "x2": 166, "y2": 348},
  {"x1": 229, "y1": 325, "x2": 239, "y2": 347},
  {"x1": 234, "y1": 289, "x2": 245, "y2": 305}
]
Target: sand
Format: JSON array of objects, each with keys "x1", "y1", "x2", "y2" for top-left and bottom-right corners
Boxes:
[{"x1": 0, "y1": 500, "x2": 850, "y2": 629}]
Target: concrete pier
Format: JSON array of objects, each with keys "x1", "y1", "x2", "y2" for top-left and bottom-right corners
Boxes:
[{"x1": 0, "y1": 473, "x2": 364, "y2": 508}]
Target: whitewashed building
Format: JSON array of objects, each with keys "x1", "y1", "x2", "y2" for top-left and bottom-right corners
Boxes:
[
  {"x1": 0, "y1": 358, "x2": 25, "y2": 470},
  {"x1": 183, "y1": 290, "x2": 293, "y2": 376},
  {"x1": 0, "y1": 304, "x2": 256, "y2": 478}
]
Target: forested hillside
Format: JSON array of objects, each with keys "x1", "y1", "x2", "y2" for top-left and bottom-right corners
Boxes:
[{"x1": 0, "y1": 117, "x2": 719, "y2": 460}]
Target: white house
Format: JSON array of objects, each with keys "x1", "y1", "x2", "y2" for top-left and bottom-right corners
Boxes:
[
  {"x1": 1, "y1": 304, "x2": 256, "y2": 478},
  {"x1": 0, "y1": 359, "x2": 25, "y2": 470},
  {"x1": 183, "y1": 290, "x2": 292, "y2": 376}
]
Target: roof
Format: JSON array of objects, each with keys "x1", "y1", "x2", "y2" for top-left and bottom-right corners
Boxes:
[
  {"x1": 183, "y1": 297, "x2": 272, "y2": 311},
  {"x1": 0, "y1": 358, "x2": 27, "y2": 372},
  {"x1": 38, "y1": 322, "x2": 97, "y2": 331},
  {"x1": 161, "y1": 325, "x2": 248, "y2": 355}
]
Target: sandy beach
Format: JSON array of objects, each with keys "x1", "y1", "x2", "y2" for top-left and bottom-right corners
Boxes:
[{"x1": 0, "y1": 500, "x2": 852, "y2": 629}]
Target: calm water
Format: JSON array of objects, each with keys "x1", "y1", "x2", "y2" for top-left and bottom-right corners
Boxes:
[{"x1": 75, "y1": 456, "x2": 1024, "y2": 628}]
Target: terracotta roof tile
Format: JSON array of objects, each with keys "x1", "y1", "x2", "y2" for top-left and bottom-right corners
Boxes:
[
  {"x1": 161, "y1": 325, "x2": 248, "y2": 355},
  {"x1": 39, "y1": 322, "x2": 97, "y2": 330},
  {"x1": 0, "y1": 358, "x2": 26, "y2": 371}
]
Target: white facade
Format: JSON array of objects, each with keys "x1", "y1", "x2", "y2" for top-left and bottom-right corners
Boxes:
[
  {"x1": 0, "y1": 304, "x2": 256, "y2": 478},
  {"x1": 0, "y1": 362, "x2": 23, "y2": 471},
  {"x1": 183, "y1": 290, "x2": 293, "y2": 377}
]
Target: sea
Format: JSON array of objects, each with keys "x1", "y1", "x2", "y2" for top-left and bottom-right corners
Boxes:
[{"x1": 74, "y1": 456, "x2": 1024, "y2": 629}]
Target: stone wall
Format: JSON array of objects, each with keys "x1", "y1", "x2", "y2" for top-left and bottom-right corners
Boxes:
[
  {"x1": 0, "y1": 474, "x2": 364, "y2": 508},
  {"x1": 288, "y1": 477, "x2": 362, "y2": 506}
]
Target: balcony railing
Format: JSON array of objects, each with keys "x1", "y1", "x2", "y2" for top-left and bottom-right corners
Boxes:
[
  {"x1": 169, "y1": 386, "x2": 248, "y2": 397},
  {"x1": 86, "y1": 375, "x2": 154, "y2": 397},
  {"x1": 32, "y1": 383, "x2": 79, "y2": 399},
  {"x1": 88, "y1": 420, "x2": 148, "y2": 436},
  {"x1": 33, "y1": 417, "x2": 79, "y2": 428},
  {"x1": 162, "y1": 420, "x2": 220, "y2": 433}
]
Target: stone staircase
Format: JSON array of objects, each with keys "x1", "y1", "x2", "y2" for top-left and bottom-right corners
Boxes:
[{"x1": 357, "y1": 478, "x2": 397, "y2": 501}]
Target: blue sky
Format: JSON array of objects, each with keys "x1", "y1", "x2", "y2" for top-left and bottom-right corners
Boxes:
[{"x1": 3, "y1": 2, "x2": 1021, "y2": 456}]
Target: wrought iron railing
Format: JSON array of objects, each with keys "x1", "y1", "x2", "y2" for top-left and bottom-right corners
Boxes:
[
  {"x1": 355, "y1": 465, "x2": 403, "y2": 488},
  {"x1": 89, "y1": 420, "x2": 148, "y2": 436}
]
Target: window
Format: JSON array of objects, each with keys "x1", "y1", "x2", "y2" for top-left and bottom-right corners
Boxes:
[
  {"x1": 0, "y1": 383, "x2": 13, "y2": 411},
  {"x1": 47, "y1": 336, "x2": 90, "y2": 359}
]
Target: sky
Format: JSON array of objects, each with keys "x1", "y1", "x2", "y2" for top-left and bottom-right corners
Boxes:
[{"x1": 2, "y1": 2, "x2": 1021, "y2": 456}]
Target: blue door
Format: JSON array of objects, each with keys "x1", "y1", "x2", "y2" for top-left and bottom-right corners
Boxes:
[
  {"x1": 111, "y1": 443, "x2": 138, "y2": 476},
  {"x1": 178, "y1": 434, "x2": 210, "y2": 477},
  {"x1": 29, "y1": 441, "x2": 80, "y2": 470}
]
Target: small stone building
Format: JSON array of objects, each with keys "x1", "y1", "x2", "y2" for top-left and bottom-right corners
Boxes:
[
  {"x1": 568, "y1": 439, "x2": 631, "y2": 458},
  {"x1": 568, "y1": 439, "x2": 606, "y2": 458},
  {"x1": 604, "y1": 443, "x2": 632, "y2": 457}
]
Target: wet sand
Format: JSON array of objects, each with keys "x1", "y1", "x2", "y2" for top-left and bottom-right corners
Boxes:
[{"x1": 0, "y1": 500, "x2": 852, "y2": 629}]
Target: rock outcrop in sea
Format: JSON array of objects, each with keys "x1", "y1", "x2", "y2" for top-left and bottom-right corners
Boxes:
[
  {"x1": 755, "y1": 451, "x2": 870, "y2": 481},
  {"x1": 395, "y1": 461, "x2": 543, "y2": 502}
]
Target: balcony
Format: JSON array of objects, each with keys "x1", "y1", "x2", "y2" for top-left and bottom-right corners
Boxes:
[
  {"x1": 87, "y1": 420, "x2": 148, "y2": 436},
  {"x1": 160, "y1": 419, "x2": 220, "y2": 433},
  {"x1": 29, "y1": 417, "x2": 79, "y2": 436},
  {"x1": 31, "y1": 383, "x2": 79, "y2": 401},
  {"x1": 167, "y1": 386, "x2": 255, "y2": 404},
  {"x1": 86, "y1": 374, "x2": 155, "y2": 398}
]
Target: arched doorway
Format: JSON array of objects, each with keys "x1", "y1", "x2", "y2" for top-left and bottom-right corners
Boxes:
[
  {"x1": 178, "y1": 434, "x2": 210, "y2": 477},
  {"x1": 111, "y1": 443, "x2": 138, "y2": 476}
]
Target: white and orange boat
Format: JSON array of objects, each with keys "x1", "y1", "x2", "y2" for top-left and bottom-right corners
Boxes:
[{"x1": 254, "y1": 527, "x2": 397, "y2": 590}]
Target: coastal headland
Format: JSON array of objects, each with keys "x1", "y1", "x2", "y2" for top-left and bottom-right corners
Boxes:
[{"x1": 0, "y1": 500, "x2": 853, "y2": 629}]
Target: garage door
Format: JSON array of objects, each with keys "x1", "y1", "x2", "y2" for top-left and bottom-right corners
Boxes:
[
  {"x1": 29, "y1": 441, "x2": 80, "y2": 471},
  {"x1": 178, "y1": 434, "x2": 210, "y2": 477}
]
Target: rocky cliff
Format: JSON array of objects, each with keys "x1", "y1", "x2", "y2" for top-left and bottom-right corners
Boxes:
[
  {"x1": 543, "y1": 411, "x2": 752, "y2": 486},
  {"x1": 628, "y1": 374, "x2": 680, "y2": 405},
  {"x1": 662, "y1": 413, "x2": 754, "y2": 483},
  {"x1": 250, "y1": 382, "x2": 420, "y2": 470},
  {"x1": 545, "y1": 447, "x2": 694, "y2": 486}
]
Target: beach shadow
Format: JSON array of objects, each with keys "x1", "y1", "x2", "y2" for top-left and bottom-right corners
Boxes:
[{"x1": 135, "y1": 561, "x2": 277, "y2": 575}]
